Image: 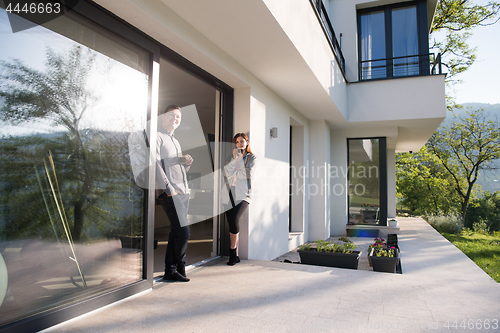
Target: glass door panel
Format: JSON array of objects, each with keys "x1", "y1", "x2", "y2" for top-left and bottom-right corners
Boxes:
[
  {"x1": 360, "y1": 10, "x2": 386, "y2": 79},
  {"x1": 0, "y1": 7, "x2": 148, "y2": 326},
  {"x1": 348, "y1": 139, "x2": 381, "y2": 225},
  {"x1": 154, "y1": 56, "x2": 218, "y2": 276},
  {"x1": 392, "y1": 6, "x2": 419, "y2": 76}
]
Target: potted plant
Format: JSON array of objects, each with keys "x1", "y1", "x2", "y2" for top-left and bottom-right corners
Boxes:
[
  {"x1": 367, "y1": 238, "x2": 386, "y2": 267},
  {"x1": 369, "y1": 246, "x2": 399, "y2": 273},
  {"x1": 298, "y1": 238, "x2": 361, "y2": 270},
  {"x1": 387, "y1": 234, "x2": 399, "y2": 249},
  {"x1": 361, "y1": 204, "x2": 379, "y2": 223},
  {"x1": 388, "y1": 219, "x2": 398, "y2": 228}
]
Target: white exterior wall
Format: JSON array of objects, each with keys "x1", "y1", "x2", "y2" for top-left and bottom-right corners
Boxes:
[
  {"x1": 347, "y1": 76, "x2": 446, "y2": 123},
  {"x1": 245, "y1": 85, "x2": 310, "y2": 260},
  {"x1": 263, "y1": 0, "x2": 348, "y2": 119}
]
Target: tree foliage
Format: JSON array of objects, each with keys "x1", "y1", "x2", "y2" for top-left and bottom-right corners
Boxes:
[
  {"x1": 396, "y1": 146, "x2": 460, "y2": 216},
  {"x1": 426, "y1": 109, "x2": 500, "y2": 227},
  {"x1": 431, "y1": 0, "x2": 500, "y2": 87},
  {"x1": 466, "y1": 191, "x2": 500, "y2": 231}
]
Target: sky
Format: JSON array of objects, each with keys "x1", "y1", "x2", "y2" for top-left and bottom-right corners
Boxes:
[{"x1": 449, "y1": 3, "x2": 500, "y2": 105}]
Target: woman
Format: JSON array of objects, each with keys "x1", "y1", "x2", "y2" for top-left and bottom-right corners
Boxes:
[{"x1": 223, "y1": 133, "x2": 256, "y2": 265}]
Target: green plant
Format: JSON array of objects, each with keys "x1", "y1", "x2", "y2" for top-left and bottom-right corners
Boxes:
[
  {"x1": 373, "y1": 247, "x2": 396, "y2": 257},
  {"x1": 426, "y1": 214, "x2": 463, "y2": 234},
  {"x1": 299, "y1": 243, "x2": 311, "y2": 251},
  {"x1": 338, "y1": 236, "x2": 351, "y2": 243},
  {"x1": 316, "y1": 238, "x2": 331, "y2": 252},
  {"x1": 472, "y1": 220, "x2": 489, "y2": 234},
  {"x1": 466, "y1": 192, "x2": 500, "y2": 231},
  {"x1": 337, "y1": 242, "x2": 357, "y2": 254},
  {"x1": 310, "y1": 238, "x2": 358, "y2": 254}
]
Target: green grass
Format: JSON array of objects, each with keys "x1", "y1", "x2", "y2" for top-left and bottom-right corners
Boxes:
[
  {"x1": 350, "y1": 195, "x2": 379, "y2": 207},
  {"x1": 441, "y1": 231, "x2": 500, "y2": 282}
]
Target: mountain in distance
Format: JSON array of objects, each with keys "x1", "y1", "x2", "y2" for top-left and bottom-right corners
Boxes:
[
  {"x1": 443, "y1": 103, "x2": 500, "y2": 194},
  {"x1": 443, "y1": 102, "x2": 500, "y2": 124}
]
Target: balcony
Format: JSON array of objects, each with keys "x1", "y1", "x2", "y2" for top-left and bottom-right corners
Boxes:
[
  {"x1": 312, "y1": 0, "x2": 346, "y2": 78},
  {"x1": 360, "y1": 53, "x2": 443, "y2": 81}
]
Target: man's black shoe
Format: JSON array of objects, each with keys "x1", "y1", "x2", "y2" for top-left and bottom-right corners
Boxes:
[
  {"x1": 177, "y1": 265, "x2": 187, "y2": 278},
  {"x1": 162, "y1": 271, "x2": 190, "y2": 282}
]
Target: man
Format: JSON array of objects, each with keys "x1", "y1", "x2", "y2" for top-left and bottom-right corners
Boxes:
[{"x1": 156, "y1": 105, "x2": 193, "y2": 282}]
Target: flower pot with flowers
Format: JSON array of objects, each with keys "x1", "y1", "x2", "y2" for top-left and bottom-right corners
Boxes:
[
  {"x1": 369, "y1": 246, "x2": 399, "y2": 273},
  {"x1": 367, "y1": 238, "x2": 387, "y2": 267},
  {"x1": 362, "y1": 204, "x2": 379, "y2": 223},
  {"x1": 298, "y1": 238, "x2": 361, "y2": 270}
]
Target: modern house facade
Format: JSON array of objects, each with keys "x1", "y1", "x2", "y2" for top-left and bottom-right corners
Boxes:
[{"x1": 0, "y1": 0, "x2": 445, "y2": 331}]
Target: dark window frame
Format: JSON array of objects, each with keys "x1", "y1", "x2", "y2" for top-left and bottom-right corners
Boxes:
[
  {"x1": 0, "y1": 1, "x2": 233, "y2": 332},
  {"x1": 346, "y1": 137, "x2": 388, "y2": 226},
  {"x1": 357, "y1": 0, "x2": 430, "y2": 81}
]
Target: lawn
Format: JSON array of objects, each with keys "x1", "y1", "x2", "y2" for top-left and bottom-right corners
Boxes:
[{"x1": 441, "y1": 231, "x2": 500, "y2": 283}]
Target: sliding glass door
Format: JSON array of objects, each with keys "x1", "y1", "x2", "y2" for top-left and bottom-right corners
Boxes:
[{"x1": 0, "y1": 6, "x2": 149, "y2": 327}]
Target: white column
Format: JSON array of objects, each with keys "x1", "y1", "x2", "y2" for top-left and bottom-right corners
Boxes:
[
  {"x1": 387, "y1": 149, "x2": 396, "y2": 218},
  {"x1": 308, "y1": 120, "x2": 330, "y2": 241},
  {"x1": 330, "y1": 131, "x2": 348, "y2": 236}
]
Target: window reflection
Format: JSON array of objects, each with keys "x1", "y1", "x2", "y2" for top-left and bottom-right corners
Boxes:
[
  {"x1": 348, "y1": 139, "x2": 381, "y2": 225},
  {"x1": 360, "y1": 10, "x2": 386, "y2": 80},
  {"x1": 392, "y1": 6, "x2": 419, "y2": 77},
  {"x1": 359, "y1": 5, "x2": 420, "y2": 80},
  {"x1": 0, "y1": 8, "x2": 148, "y2": 326}
]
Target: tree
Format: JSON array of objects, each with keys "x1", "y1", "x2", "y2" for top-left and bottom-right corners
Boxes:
[
  {"x1": 396, "y1": 146, "x2": 459, "y2": 216},
  {"x1": 431, "y1": 0, "x2": 500, "y2": 84},
  {"x1": 426, "y1": 109, "x2": 500, "y2": 227}
]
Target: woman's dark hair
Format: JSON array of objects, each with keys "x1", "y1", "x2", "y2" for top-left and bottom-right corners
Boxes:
[{"x1": 233, "y1": 133, "x2": 253, "y2": 154}]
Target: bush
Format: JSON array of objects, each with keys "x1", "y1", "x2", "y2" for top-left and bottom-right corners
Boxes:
[
  {"x1": 465, "y1": 192, "x2": 500, "y2": 231},
  {"x1": 426, "y1": 214, "x2": 463, "y2": 234},
  {"x1": 472, "y1": 220, "x2": 489, "y2": 234}
]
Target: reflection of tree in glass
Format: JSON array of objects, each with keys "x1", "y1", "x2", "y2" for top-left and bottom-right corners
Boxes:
[
  {"x1": 350, "y1": 140, "x2": 380, "y2": 203},
  {"x1": 0, "y1": 46, "x2": 143, "y2": 241}
]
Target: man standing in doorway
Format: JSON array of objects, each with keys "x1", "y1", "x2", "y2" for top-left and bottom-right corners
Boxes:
[{"x1": 156, "y1": 105, "x2": 193, "y2": 282}]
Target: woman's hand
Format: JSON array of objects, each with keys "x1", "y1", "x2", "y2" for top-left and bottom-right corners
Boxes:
[{"x1": 232, "y1": 148, "x2": 242, "y2": 159}]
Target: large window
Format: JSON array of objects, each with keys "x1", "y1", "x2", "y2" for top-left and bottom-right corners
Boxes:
[
  {"x1": 359, "y1": 2, "x2": 428, "y2": 80},
  {"x1": 347, "y1": 138, "x2": 387, "y2": 226},
  {"x1": 0, "y1": 6, "x2": 149, "y2": 326}
]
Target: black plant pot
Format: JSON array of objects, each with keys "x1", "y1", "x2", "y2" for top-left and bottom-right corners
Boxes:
[
  {"x1": 387, "y1": 234, "x2": 398, "y2": 248},
  {"x1": 298, "y1": 250, "x2": 361, "y2": 270},
  {"x1": 369, "y1": 248, "x2": 399, "y2": 273},
  {"x1": 119, "y1": 236, "x2": 143, "y2": 249}
]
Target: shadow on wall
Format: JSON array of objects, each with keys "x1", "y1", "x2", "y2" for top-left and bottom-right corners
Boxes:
[{"x1": 249, "y1": 201, "x2": 289, "y2": 261}]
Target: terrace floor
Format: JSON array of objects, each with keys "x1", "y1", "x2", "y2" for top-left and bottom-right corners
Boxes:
[{"x1": 43, "y1": 217, "x2": 500, "y2": 332}]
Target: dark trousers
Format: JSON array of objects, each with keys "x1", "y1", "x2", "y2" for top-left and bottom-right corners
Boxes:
[
  {"x1": 158, "y1": 193, "x2": 190, "y2": 272},
  {"x1": 225, "y1": 200, "x2": 249, "y2": 234}
]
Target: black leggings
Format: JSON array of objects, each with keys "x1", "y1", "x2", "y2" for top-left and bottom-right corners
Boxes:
[{"x1": 226, "y1": 200, "x2": 249, "y2": 234}]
